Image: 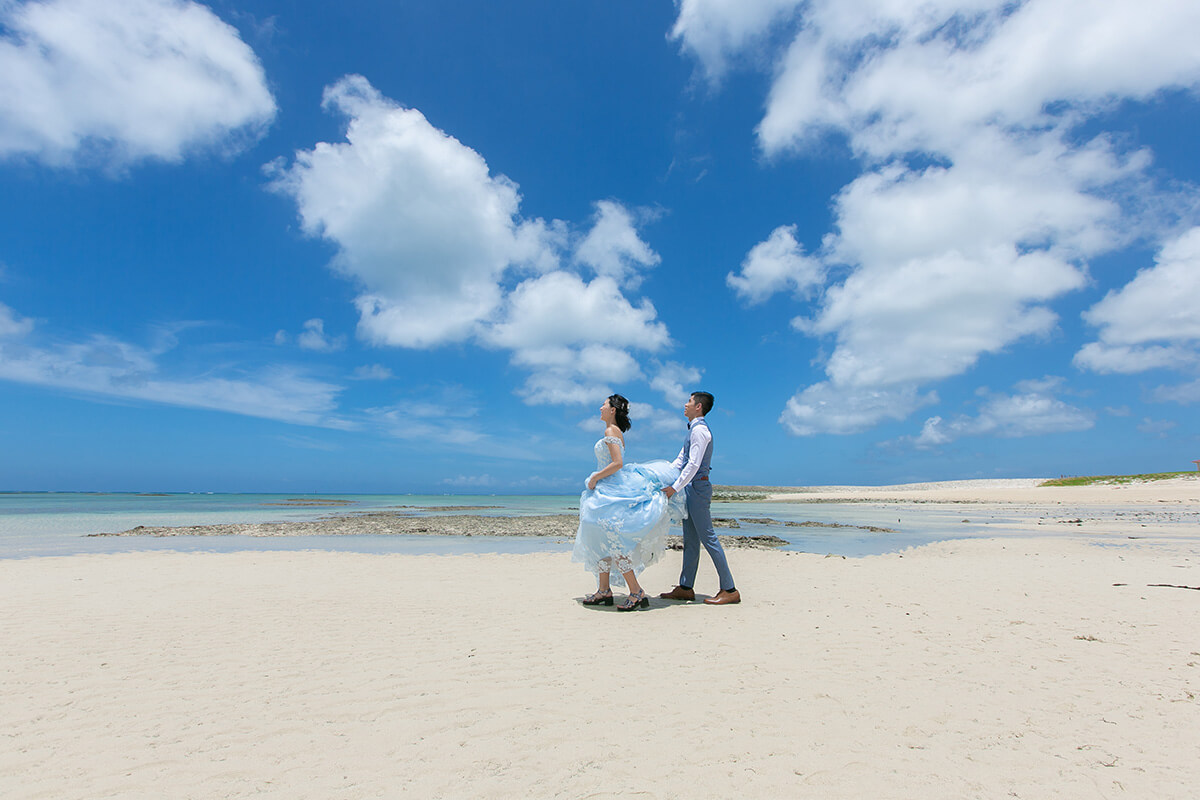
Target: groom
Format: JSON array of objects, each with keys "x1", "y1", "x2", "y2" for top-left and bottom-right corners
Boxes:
[{"x1": 660, "y1": 391, "x2": 740, "y2": 605}]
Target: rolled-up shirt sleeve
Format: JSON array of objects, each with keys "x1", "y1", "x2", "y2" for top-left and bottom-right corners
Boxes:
[{"x1": 671, "y1": 423, "x2": 711, "y2": 493}]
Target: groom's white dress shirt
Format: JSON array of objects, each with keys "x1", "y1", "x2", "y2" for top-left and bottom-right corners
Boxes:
[{"x1": 669, "y1": 417, "x2": 711, "y2": 494}]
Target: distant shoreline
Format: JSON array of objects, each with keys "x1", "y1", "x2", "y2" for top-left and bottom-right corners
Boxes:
[
  {"x1": 5, "y1": 473, "x2": 1197, "y2": 499},
  {"x1": 81, "y1": 475, "x2": 1200, "y2": 551},
  {"x1": 719, "y1": 475, "x2": 1200, "y2": 506}
]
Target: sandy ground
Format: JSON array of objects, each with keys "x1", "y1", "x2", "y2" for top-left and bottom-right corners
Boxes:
[
  {"x1": 2, "y1": 479, "x2": 1199, "y2": 799},
  {"x1": 3, "y1": 550, "x2": 1198, "y2": 798},
  {"x1": 754, "y1": 475, "x2": 1200, "y2": 505}
]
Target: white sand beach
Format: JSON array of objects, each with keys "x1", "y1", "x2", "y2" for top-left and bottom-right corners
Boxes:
[
  {"x1": 758, "y1": 474, "x2": 1200, "y2": 505},
  {"x1": 3, "y1": 479, "x2": 1198, "y2": 799}
]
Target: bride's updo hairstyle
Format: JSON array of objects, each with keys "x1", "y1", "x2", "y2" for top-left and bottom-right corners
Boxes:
[{"x1": 608, "y1": 393, "x2": 632, "y2": 432}]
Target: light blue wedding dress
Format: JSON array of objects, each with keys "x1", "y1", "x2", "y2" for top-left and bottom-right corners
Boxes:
[{"x1": 571, "y1": 436, "x2": 686, "y2": 587}]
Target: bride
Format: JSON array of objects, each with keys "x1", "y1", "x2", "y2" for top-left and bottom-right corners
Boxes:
[{"x1": 571, "y1": 394, "x2": 684, "y2": 611}]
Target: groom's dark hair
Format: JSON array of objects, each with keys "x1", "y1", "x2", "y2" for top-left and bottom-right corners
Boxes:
[{"x1": 691, "y1": 391, "x2": 714, "y2": 415}]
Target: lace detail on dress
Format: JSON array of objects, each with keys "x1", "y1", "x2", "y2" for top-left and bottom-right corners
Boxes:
[
  {"x1": 571, "y1": 442, "x2": 686, "y2": 588},
  {"x1": 593, "y1": 436, "x2": 624, "y2": 469},
  {"x1": 599, "y1": 554, "x2": 635, "y2": 574}
]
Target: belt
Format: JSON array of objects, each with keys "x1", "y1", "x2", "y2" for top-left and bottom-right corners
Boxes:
[{"x1": 693, "y1": 475, "x2": 708, "y2": 481}]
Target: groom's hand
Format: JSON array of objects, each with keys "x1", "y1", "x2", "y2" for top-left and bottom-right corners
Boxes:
[{"x1": 663, "y1": 486, "x2": 676, "y2": 499}]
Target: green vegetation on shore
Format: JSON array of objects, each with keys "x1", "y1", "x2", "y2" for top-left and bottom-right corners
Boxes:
[{"x1": 1039, "y1": 471, "x2": 1195, "y2": 487}]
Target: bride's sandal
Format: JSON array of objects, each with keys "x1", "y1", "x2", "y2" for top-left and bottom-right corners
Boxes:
[
  {"x1": 582, "y1": 589, "x2": 614, "y2": 606},
  {"x1": 617, "y1": 589, "x2": 649, "y2": 612}
]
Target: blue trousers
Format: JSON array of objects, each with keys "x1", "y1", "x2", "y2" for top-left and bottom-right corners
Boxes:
[{"x1": 679, "y1": 480, "x2": 735, "y2": 592}]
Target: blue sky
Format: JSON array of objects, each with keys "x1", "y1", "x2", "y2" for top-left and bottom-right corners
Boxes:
[{"x1": 1, "y1": 0, "x2": 1198, "y2": 493}]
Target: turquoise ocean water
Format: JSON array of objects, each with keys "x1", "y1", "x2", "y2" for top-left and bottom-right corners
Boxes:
[{"x1": 0, "y1": 492, "x2": 1016, "y2": 560}]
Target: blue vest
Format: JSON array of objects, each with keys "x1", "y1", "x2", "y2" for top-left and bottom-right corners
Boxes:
[{"x1": 680, "y1": 418, "x2": 713, "y2": 483}]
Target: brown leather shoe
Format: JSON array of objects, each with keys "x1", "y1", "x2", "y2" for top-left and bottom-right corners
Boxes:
[
  {"x1": 704, "y1": 589, "x2": 741, "y2": 605},
  {"x1": 659, "y1": 585, "x2": 695, "y2": 601}
]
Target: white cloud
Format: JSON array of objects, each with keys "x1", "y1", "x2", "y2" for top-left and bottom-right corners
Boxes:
[
  {"x1": 1076, "y1": 226, "x2": 1200, "y2": 373},
  {"x1": 0, "y1": 302, "x2": 34, "y2": 338},
  {"x1": 351, "y1": 364, "x2": 393, "y2": 381},
  {"x1": 727, "y1": 224, "x2": 823, "y2": 304},
  {"x1": 649, "y1": 361, "x2": 703, "y2": 406},
  {"x1": 273, "y1": 76, "x2": 680, "y2": 411},
  {"x1": 1137, "y1": 417, "x2": 1178, "y2": 438},
  {"x1": 780, "y1": 383, "x2": 937, "y2": 436},
  {"x1": 366, "y1": 403, "x2": 486, "y2": 447},
  {"x1": 827, "y1": 135, "x2": 1135, "y2": 270},
  {"x1": 802, "y1": 247, "x2": 1084, "y2": 389},
  {"x1": 512, "y1": 344, "x2": 643, "y2": 383},
  {"x1": 785, "y1": 131, "x2": 1139, "y2": 411},
  {"x1": 789, "y1": 133, "x2": 1138, "y2": 396},
  {"x1": 507, "y1": 342, "x2": 645, "y2": 406},
  {"x1": 515, "y1": 370, "x2": 615, "y2": 407},
  {"x1": 678, "y1": 0, "x2": 1200, "y2": 434},
  {"x1": 486, "y1": 272, "x2": 668, "y2": 353},
  {"x1": 0, "y1": 327, "x2": 347, "y2": 427},
  {"x1": 756, "y1": 0, "x2": 1200, "y2": 159},
  {"x1": 628, "y1": 400, "x2": 689, "y2": 435},
  {"x1": 910, "y1": 378, "x2": 1094, "y2": 448},
  {"x1": 483, "y1": 272, "x2": 670, "y2": 404},
  {"x1": 1152, "y1": 379, "x2": 1200, "y2": 405},
  {"x1": 442, "y1": 473, "x2": 497, "y2": 488},
  {"x1": 1074, "y1": 343, "x2": 1198, "y2": 374},
  {"x1": 269, "y1": 75, "x2": 559, "y2": 349},
  {"x1": 670, "y1": 0, "x2": 803, "y2": 82},
  {"x1": 363, "y1": 390, "x2": 556, "y2": 458},
  {"x1": 297, "y1": 318, "x2": 346, "y2": 353},
  {"x1": 0, "y1": 0, "x2": 275, "y2": 167},
  {"x1": 911, "y1": 415, "x2": 953, "y2": 449},
  {"x1": 574, "y1": 200, "x2": 661, "y2": 288}
]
